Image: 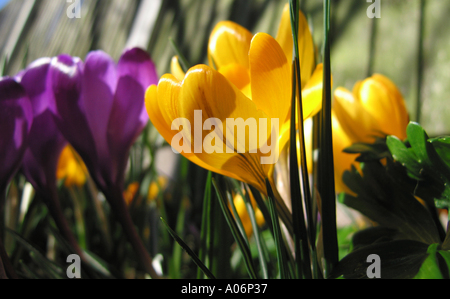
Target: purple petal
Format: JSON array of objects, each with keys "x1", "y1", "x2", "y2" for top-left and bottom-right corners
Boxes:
[
  {"x1": 49, "y1": 54, "x2": 104, "y2": 186},
  {"x1": 118, "y1": 48, "x2": 158, "y2": 88},
  {"x1": 19, "y1": 58, "x2": 68, "y2": 191},
  {"x1": 18, "y1": 57, "x2": 53, "y2": 116},
  {"x1": 21, "y1": 110, "x2": 67, "y2": 191},
  {"x1": 0, "y1": 77, "x2": 32, "y2": 190},
  {"x1": 117, "y1": 48, "x2": 158, "y2": 124},
  {"x1": 80, "y1": 51, "x2": 117, "y2": 165},
  {"x1": 107, "y1": 76, "x2": 146, "y2": 183}
]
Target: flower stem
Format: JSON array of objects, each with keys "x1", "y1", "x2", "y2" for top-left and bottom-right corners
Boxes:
[
  {"x1": 40, "y1": 186, "x2": 84, "y2": 259},
  {"x1": 106, "y1": 185, "x2": 160, "y2": 279}
]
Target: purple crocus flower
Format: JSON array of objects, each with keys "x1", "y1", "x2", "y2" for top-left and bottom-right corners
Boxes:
[
  {"x1": 49, "y1": 47, "x2": 159, "y2": 277},
  {"x1": 16, "y1": 58, "x2": 87, "y2": 258},
  {"x1": 18, "y1": 58, "x2": 68, "y2": 192},
  {"x1": 49, "y1": 47, "x2": 157, "y2": 194}
]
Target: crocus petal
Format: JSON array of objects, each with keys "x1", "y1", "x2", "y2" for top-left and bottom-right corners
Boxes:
[
  {"x1": 301, "y1": 63, "x2": 324, "y2": 119},
  {"x1": 218, "y1": 63, "x2": 250, "y2": 93},
  {"x1": 331, "y1": 112, "x2": 358, "y2": 194},
  {"x1": 107, "y1": 76, "x2": 147, "y2": 184},
  {"x1": 56, "y1": 145, "x2": 88, "y2": 187},
  {"x1": 145, "y1": 77, "x2": 243, "y2": 182},
  {"x1": 367, "y1": 74, "x2": 409, "y2": 139},
  {"x1": 170, "y1": 56, "x2": 186, "y2": 81},
  {"x1": 49, "y1": 54, "x2": 102, "y2": 185},
  {"x1": 276, "y1": 4, "x2": 315, "y2": 88},
  {"x1": 333, "y1": 87, "x2": 382, "y2": 143},
  {"x1": 356, "y1": 77, "x2": 407, "y2": 140},
  {"x1": 19, "y1": 58, "x2": 68, "y2": 190},
  {"x1": 117, "y1": 47, "x2": 158, "y2": 124},
  {"x1": 249, "y1": 32, "x2": 291, "y2": 126},
  {"x1": 16, "y1": 57, "x2": 53, "y2": 115},
  {"x1": 208, "y1": 21, "x2": 253, "y2": 70},
  {"x1": 0, "y1": 77, "x2": 32, "y2": 190},
  {"x1": 22, "y1": 110, "x2": 67, "y2": 190},
  {"x1": 81, "y1": 51, "x2": 117, "y2": 165},
  {"x1": 178, "y1": 65, "x2": 273, "y2": 192}
]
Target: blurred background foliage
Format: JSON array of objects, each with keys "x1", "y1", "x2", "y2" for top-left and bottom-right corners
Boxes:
[{"x1": 1, "y1": 0, "x2": 450, "y2": 137}]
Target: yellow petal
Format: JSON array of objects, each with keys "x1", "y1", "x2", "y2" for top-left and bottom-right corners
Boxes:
[
  {"x1": 370, "y1": 74, "x2": 409, "y2": 139},
  {"x1": 208, "y1": 21, "x2": 253, "y2": 70},
  {"x1": 301, "y1": 63, "x2": 324, "y2": 119},
  {"x1": 333, "y1": 87, "x2": 382, "y2": 143},
  {"x1": 145, "y1": 79, "x2": 240, "y2": 180},
  {"x1": 170, "y1": 56, "x2": 186, "y2": 81},
  {"x1": 356, "y1": 77, "x2": 407, "y2": 139},
  {"x1": 249, "y1": 32, "x2": 291, "y2": 125},
  {"x1": 218, "y1": 63, "x2": 250, "y2": 93},
  {"x1": 178, "y1": 65, "x2": 277, "y2": 192},
  {"x1": 331, "y1": 112, "x2": 358, "y2": 194},
  {"x1": 276, "y1": 3, "x2": 315, "y2": 88}
]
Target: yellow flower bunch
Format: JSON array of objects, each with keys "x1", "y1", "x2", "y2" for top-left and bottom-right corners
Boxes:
[{"x1": 146, "y1": 4, "x2": 322, "y2": 197}]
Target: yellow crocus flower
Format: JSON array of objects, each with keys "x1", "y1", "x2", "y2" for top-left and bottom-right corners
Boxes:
[
  {"x1": 56, "y1": 145, "x2": 88, "y2": 188},
  {"x1": 146, "y1": 6, "x2": 323, "y2": 229},
  {"x1": 305, "y1": 74, "x2": 409, "y2": 194}
]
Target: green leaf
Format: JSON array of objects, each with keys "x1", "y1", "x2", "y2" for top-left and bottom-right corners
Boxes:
[
  {"x1": 265, "y1": 179, "x2": 290, "y2": 279},
  {"x1": 6, "y1": 228, "x2": 65, "y2": 279},
  {"x1": 330, "y1": 240, "x2": 429, "y2": 279},
  {"x1": 212, "y1": 178, "x2": 258, "y2": 279},
  {"x1": 160, "y1": 217, "x2": 215, "y2": 279},
  {"x1": 437, "y1": 250, "x2": 450, "y2": 278},
  {"x1": 414, "y1": 244, "x2": 444, "y2": 279},
  {"x1": 386, "y1": 135, "x2": 422, "y2": 180},
  {"x1": 341, "y1": 161, "x2": 441, "y2": 245},
  {"x1": 442, "y1": 223, "x2": 450, "y2": 250},
  {"x1": 197, "y1": 171, "x2": 212, "y2": 279},
  {"x1": 429, "y1": 137, "x2": 450, "y2": 170}
]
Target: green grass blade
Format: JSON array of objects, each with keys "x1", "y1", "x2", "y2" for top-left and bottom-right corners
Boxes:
[
  {"x1": 241, "y1": 184, "x2": 270, "y2": 279},
  {"x1": 169, "y1": 37, "x2": 191, "y2": 73},
  {"x1": 212, "y1": 178, "x2": 258, "y2": 279},
  {"x1": 197, "y1": 171, "x2": 212, "y2": 279},
  {"x1": 415, "y1": 0, "x2": 425, "y2": 123},
  {"x1": 265, "y1": 179, "x2": 290, "y2": 279},
  {"x1": 160, "y1": 217, "x2": 215, "y2": 279},
  {"x1": 289, "y1": 0, "x2": 314, "y2": 279},
  {"x1": 319, "y1": 0, "x2": 339, "y2": 277}
]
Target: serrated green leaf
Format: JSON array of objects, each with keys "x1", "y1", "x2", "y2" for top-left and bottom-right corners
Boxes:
[
  {"x1": 386, "y1": 135, "x2": 422, "y2": 180},
  {"x1": 429, "y1": 137, "x2": 450, "y2": 170},
  {"x1": 340, "y1": 160, "x2": 441, "y2": 245}
]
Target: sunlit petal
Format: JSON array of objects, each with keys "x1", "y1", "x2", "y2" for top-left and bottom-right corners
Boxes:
[
  {"x1": 249, "y1": 32, "x2": 291, "y2": 124},
  {"x1": 170, "y1": 56, "x2": 186, "y2": 81},
  {"x1": 208, "y1": 21, "x2": 253, "y2": 70}
]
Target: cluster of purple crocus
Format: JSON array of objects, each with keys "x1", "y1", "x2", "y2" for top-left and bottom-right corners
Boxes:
[{"x1": 0, "y1": 47, "x2": 159, "y2": 278}]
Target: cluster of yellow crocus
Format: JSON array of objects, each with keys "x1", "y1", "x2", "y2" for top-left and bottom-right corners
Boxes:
[
  {"x1": 145, "y1": 3, "x2": 410, "y2": 223},
  {"x1": 146, "y1": 4, "x2": 322, "y2": 198}
]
